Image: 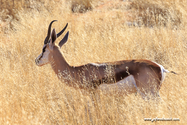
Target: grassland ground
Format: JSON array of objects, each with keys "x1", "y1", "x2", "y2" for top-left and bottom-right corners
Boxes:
[{"x1": 0, "y1": 0, "x2": 187, "y2": 124}]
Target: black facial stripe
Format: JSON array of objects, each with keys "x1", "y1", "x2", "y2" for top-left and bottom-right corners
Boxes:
[
  {"x1": 38, "y1": 45, "x2": 47, "y2": 61},
  {"x1": 43, "y1": 46, "x2": 47, "y2": 53},
  {"x1": 38, "y1": 53, "x2": 43, "y2": 60}
]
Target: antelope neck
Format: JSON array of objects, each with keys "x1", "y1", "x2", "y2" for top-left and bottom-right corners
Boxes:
[{"x1": 49, "y1": 48, "x2": 74, "y2": 80}]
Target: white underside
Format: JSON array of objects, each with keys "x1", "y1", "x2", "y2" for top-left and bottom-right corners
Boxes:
[{"x1": 98, "y1": 75, "x2": 138, "y2": 95}]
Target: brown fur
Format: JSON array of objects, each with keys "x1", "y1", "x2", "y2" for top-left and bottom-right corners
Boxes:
[
  {"x1": 36, "y1": 22, "x2": 167, "y2": 99},
  {"x1": 47, "y1": 45, "x2": 162, "y2": 98}
]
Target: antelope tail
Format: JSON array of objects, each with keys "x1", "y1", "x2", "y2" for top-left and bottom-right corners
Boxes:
[
  {"x1": 170, "y1": 71, "x2": 177, "y2": 75},
  {"x1": 163, "y1": 68, "x2": 177, "y2": 75}
]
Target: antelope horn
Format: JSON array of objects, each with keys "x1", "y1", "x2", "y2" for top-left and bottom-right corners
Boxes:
[
  {"x1": 57, "y1": 23, "x2": 68, "y2": 38},
  {"x1": 44, "y1": 20, "x2": 57, "y2": 44}
]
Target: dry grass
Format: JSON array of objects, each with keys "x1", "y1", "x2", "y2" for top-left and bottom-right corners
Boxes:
[
  {"x1": 0, "y1": 0, "x2": 187, "y2": 124},
  {"x1": 130, "y1": 0, "x2": 182, "y2": 28}
]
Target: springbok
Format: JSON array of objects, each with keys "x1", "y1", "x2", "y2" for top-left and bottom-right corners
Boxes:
[{"x1": 35, "y1": 20, "x2": 176, "y2": 100}]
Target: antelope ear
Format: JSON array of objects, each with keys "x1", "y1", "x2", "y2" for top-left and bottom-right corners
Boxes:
[
  {"x1": 51, "y1": 28, "x2": 57, "y2": 43},
  {"x1": 59, "y1": 31, "x2": 69, "y2": 48},
  {"x1": 49, "y1": 28, "x2": 57, "y2": 50}
]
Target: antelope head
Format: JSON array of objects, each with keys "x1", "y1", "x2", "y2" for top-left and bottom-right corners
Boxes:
[{"x1": 35, "y1": 20, "x2": 69, "y2": 66}]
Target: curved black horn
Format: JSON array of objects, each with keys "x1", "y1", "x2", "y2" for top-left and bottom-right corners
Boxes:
[
  {"x1": 57, "y1": 23, "x2": 68, "y2": 38},
  {"x1": 44, "y1": 20, "x2": 57, "y2": 44}
]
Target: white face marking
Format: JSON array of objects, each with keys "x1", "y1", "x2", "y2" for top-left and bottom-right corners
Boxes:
[{"x1": 35, "y1": 45, "x2": 50, "y2": 66}]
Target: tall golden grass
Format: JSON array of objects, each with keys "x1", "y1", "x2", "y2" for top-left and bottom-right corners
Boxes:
[{"x1": 0, "y1": 0, "x2": 187, "y2": 124}]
